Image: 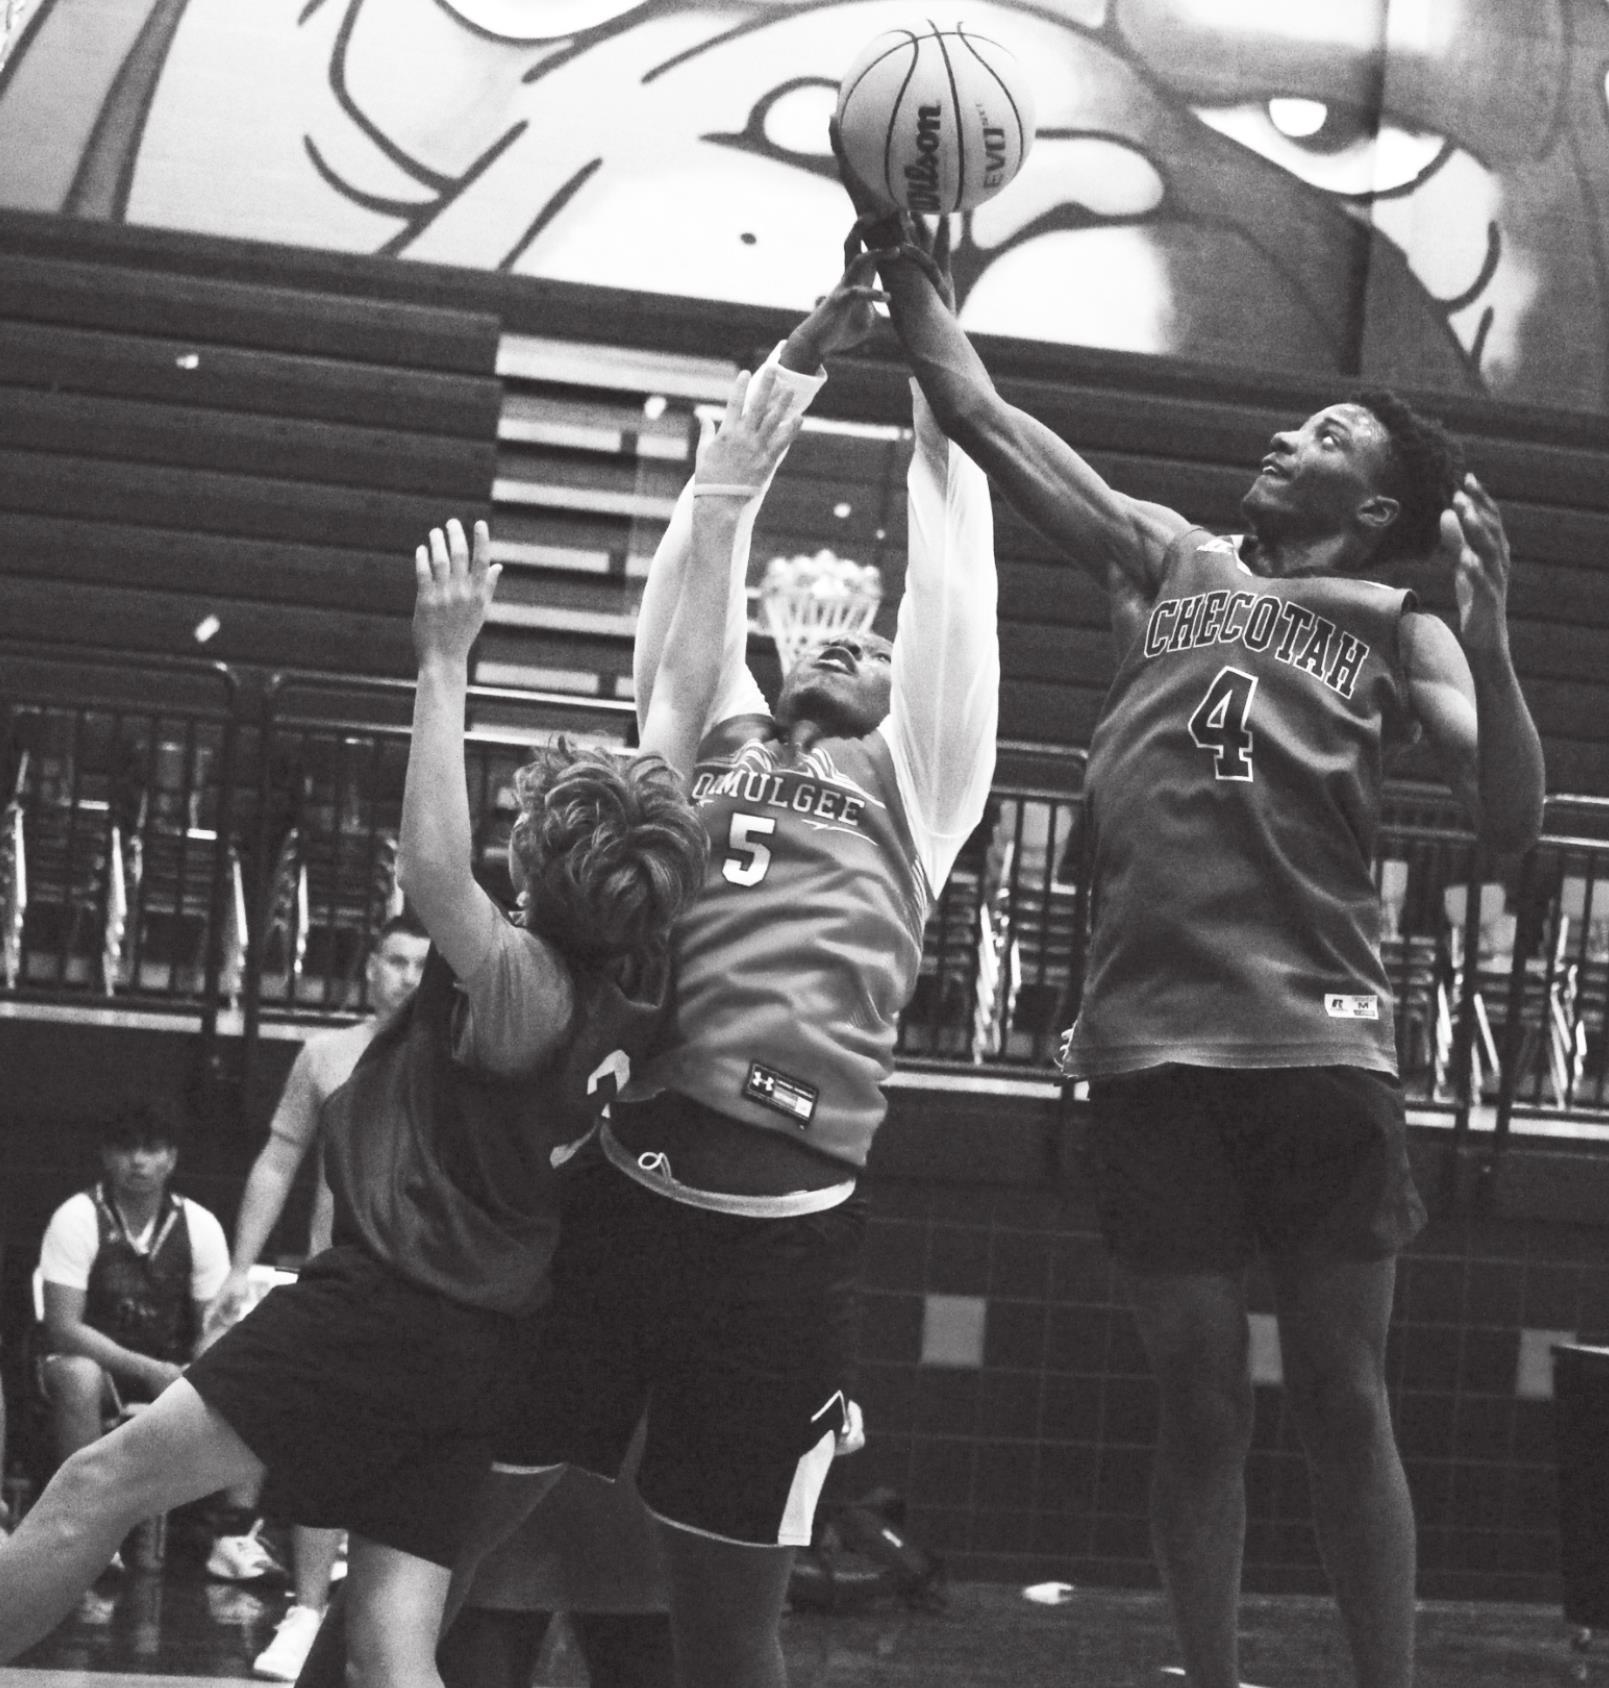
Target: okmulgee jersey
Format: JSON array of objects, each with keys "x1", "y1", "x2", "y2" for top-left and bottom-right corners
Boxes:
[
  {"x1": 625, "y1": 369, "x2": 999, "y2": 1172},
  {"x1": 634, "y1": 721, "x2": 928, "y2": 1166},
  {"x1": 1061, "y1": 528, "x2": 1418, "y2": 1079},
  {"x1": 324, "y1": 933, "x2": 669, "y2": 1314}
]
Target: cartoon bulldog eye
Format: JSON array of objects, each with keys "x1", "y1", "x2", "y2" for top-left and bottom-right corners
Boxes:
[
  {"x1": 1192, "y1": 99, "x2": 1452, "y2": 202},
  {"x1": 703, "y1": 78, "x2": 840, "y2": 176},
  {"x1": 439, "y1": 0, "x2": 641, "y2": 43}
]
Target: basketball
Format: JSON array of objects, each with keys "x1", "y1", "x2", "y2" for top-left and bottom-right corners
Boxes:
[{"x1": 835, "y1": 22, "x2": 1036, "y2": 214}]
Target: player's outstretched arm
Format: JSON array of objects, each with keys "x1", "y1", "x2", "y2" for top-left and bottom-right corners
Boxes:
[
  {"x1": 641, "y1": 366, "x2": 805, "y2": 774},
  {"x1": 830, "y1": 125, "x2": 1185, "y2": 597},
  {"x1": 634, "y1": 258, "x2": 879, "y2": 735},
  {"x1": 882, "y1": 235, "x2": 1184, "y2": 597},
  {"x1": 397, "y1": 518, "x2": 507, "y2": 979},
  {"x1": 1402, "y1": 476, "x2": 1544, "y2": 854},
  {"x1": 881, "y1": 228, "x2": 998, "y2": 891}
]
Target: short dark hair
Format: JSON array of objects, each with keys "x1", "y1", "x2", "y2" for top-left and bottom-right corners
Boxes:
[
  {"x1": 375, "y1": 912, "x2": 428, "y2": 947},
  {"x1": 98, "y1": 1096, "x2": 184, "y2": 1154},
  {"x1": 1350, "y1": 389, "x2": 1466, "y2": 565},
  {"x1": 510, "y1": 740, "x2": 708, "y2": 972}
]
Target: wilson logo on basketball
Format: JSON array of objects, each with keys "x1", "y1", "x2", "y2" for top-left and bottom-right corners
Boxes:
[{"x1": 903, "y1": 104, "x2": 943, "y2": 213}]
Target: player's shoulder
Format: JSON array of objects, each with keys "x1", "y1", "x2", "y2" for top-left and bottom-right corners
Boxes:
[
  {"x1": 44, "y1": 1188, "x2": 96, "y2": 1231},
  {"x1": 1398, "y1": 603, "x2": 1467, "y2": 674},
  {"x1": 700, "y1": 712, "x2": 778, "y2": 761},
  {"x1": 177, "y1": 1193, "x2": 227, "y2": 1237},
  {"x1": 1153, "y1": 527, "x2": 1244, "y2": 586},
  {"x1": 304, "y1": 1016, "x2": 381, "y2": 1081}
]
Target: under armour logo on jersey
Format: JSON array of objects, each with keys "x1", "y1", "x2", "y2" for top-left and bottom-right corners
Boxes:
[{"x1": 743, "y1": 1062, "x2": 818, "y2": 1125}]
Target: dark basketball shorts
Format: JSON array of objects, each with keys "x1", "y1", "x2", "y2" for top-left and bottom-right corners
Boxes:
[
  {"x1": 1080, "y1": 1063, "x2": 1426, "y2": 1274},
  {"x1": 184, "y1": 1245, "x2": 520, "y2": 1567},
  {"x1": 495, "y1": 1145, "x2": 866, "y2": 1548}
]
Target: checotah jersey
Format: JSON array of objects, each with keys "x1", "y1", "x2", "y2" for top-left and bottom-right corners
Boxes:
[{"x1": 1062, "y1": 528, "x2": 1418, "y2": 1078}]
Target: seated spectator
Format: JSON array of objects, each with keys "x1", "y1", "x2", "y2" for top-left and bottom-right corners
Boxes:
[{"x1": 37, "y1": 1097, "x2": 277, "y2": 1580}]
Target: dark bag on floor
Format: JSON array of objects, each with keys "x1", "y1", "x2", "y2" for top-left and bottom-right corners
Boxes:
[{"x1": 788, "y1": 1487, "x2": 946, "y2": 1613}]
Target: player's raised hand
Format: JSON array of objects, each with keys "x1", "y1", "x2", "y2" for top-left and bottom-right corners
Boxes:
[
  {"x1": 695, "y1": 365, "x2": 805, "y2": 494},
  {"x1": 830, "y1": 115, "x2": 905, "y2": 260},
  {"x1": 793, "y1": 249, "x2": 890, "y2": 365},
  {"x1": 1438, "y1": 474, "x2": 1513, "y2": 654},
  {"x1": 413, "y1": 517, "x2": 499, "y2": 667}
]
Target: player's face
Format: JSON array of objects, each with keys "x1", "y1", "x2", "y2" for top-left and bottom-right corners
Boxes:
[
  {"x1": 101, "y1": 1142, "x2": 178, "y2": 1201},
  {"x1": 1240, "y1": 403, "x2": 1396, "y2": 551},
  {"x1": 775, "y1": 635, "x2": 894, "y2": 736},
  {"x1": 366, "y1": 931, "x2": 430, "y2": 1017}
]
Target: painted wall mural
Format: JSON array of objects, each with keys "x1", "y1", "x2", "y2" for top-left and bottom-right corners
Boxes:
[{"x1": 4, "y1": 0, "x2": 1609, "y2": 410}]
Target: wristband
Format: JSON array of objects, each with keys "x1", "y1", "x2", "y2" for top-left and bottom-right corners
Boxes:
[{"x1": 692, "y1": 483, "x2": 762, "y2": 499}]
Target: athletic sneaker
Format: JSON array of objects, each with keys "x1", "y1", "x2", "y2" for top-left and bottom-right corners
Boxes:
[
  {"x1": 207, "y1": 1520, "x2": 283, "y2": 1582},
  {"x1": 253, "y1": 1603, "x2": 324, "y2": 1681}
]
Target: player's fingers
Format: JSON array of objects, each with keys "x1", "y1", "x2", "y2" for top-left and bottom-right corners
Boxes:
[
  {"x1": 427, "y1": 526, "x2": 451, "y2": 578},
  {"x1": 469, "y1": 519, "x2": 494, "y2": 579},
  {"x1": 722, "y1": 368, "x2": 751, "y2": 432},
  {"x1": 1461, "y1": 473, "x2": 1503, "y2": 524},
  {"x1": 414, "y1": 543, "x2": 432, "y2": 586},
  {"x1": 445, "y1": 516, "x2": 470, "y2": 573},
  {"x1": 843, "y1": 247, "x2": 883, "y2": 286},
  {"x1": 935, "y1": 212, "x2": 953, "y2": 267},
  {"x1": 745, "y1": 363, "x2": 779, "y2": 421}
]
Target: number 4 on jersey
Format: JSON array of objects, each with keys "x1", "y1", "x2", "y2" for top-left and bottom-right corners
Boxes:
[{"x1": 1189, "y1": 666, "x2": 1258, "y2": 781}]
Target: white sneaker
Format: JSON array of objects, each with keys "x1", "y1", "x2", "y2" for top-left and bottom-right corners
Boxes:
[
  {"x1": 207, "y1": 1521, "x2": 284, "y2": 1582},
  {"x1": 253, "y1": 1603, "x2": 325, "y2": 1681}
]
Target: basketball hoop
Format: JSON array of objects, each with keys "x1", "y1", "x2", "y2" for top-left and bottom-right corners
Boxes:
[{"x1": 760, "y1": 550, "x2": 883, "y2": 674}]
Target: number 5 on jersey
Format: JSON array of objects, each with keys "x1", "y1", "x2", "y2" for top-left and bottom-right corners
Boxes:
[
  {"x1": 1189, "y1": 666, "x2": 1258, "y2": 781},
  {"x1": 722, "y1": 812, "x2": 776, "y2": 886}
]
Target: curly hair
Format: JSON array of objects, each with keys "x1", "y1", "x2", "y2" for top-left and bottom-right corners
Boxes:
[
  {"x1": 509, "y1": 740, "x2": 708, "y2": 973},
  {"x1": 1350, "y1": 389, "x2": 1467, "y2": 565}
]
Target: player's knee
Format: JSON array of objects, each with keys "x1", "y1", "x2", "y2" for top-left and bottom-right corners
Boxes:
[
  {"x1": 1156, "y1": 1371, "x2": 1255, "y2": 1460},
  {"x1": 44, "y1": 1354, "x2": 106, "y2": 1411},
  {"x1": 347, "y1": 1625, "x2": 437, "y2": 1688},
  {"x1": 51, "y1": 1438, "x2": 150, "y2": 1534},
  {"x1": 1286, "y1": 1366, "x2": 1390, "y2": 1461}
]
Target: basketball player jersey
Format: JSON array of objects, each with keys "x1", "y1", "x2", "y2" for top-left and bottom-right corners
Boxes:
[
  {"x1": 627, "y1": 719, "x2": 930, "y2": 1169},
  {"x1": 324, "y1": 937, "x2": 668, "y2": 1314},
  {"x1": 82, "y1": 1184, "x2": 196, "y2": 1362},
  {"x1": 1062, "y1": 528, "x2": 1417, "y2": 1078}
]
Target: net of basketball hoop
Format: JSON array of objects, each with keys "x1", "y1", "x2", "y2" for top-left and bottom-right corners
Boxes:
[{"x1": 759, "y1": 550, "x2": 884, "y2": 674}]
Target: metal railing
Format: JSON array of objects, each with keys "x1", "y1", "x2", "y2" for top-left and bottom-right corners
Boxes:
[{"x1": 5, "y1": 651, "x2": 1608, "y2": 1140}]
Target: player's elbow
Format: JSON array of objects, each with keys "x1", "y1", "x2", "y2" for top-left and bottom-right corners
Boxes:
[
  {"x1": 394, "y1": 841, "x2": 461, "y2": 919},
  {"x1": 1478, "y1": 801, "x2": 1543, "y2": 859}
]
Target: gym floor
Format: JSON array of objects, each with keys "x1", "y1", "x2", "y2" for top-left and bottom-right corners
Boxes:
[{"x1": 4, "y1": 1557, "x2": 1602, "y2": 1687}]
